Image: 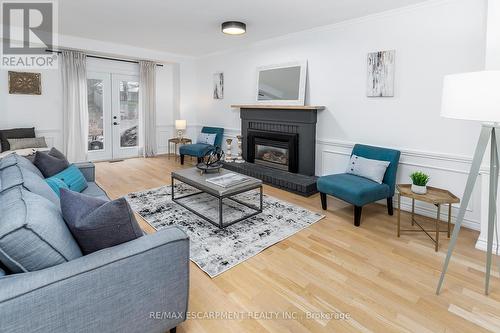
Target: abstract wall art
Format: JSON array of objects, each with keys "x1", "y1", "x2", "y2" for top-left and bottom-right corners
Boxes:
[
  {"x1": 367, "y1": 50, "x2": 395, "y2": 97},
  {"x1": 213, "y1": 72, "x2": 224, "y2": 99}
]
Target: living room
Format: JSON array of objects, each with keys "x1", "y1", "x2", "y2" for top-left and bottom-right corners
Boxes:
[{"x1": 1, "y1": 0, "x2": 499, "y2": 332}]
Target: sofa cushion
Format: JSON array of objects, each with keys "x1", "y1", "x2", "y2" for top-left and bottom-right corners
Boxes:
[
  {"x1": 61, "y1": 189, "x2": 143, "y2": 254},
  {"x1": 0, "y1": 187, "x2": 82, "y2": 273},
  {"x1": 0, "y1": 163, "x2": 23, "y2": 192},
  {"x1": 0, "y1": 153, "x2": 44, "y2": 178},
  {"x1": 179, "y1": 143, "x2": 214, "y2": 157},
  {"x1": 317, "y1": 173, "x2": 390, "y2": 207},
  {"x1": 81, "y1": 182, "x2": 109, "y2": 200},
  {"x1": 201, "y1": 127, "x2": 224, "y2": 147},
  {"x1": 50, "y1": 165, "x2": 88, "y2": 193},
  {"x1": 34, "y1": 147, "x2": 70, "y2": 178},
  {"x1": 0, "y1": 127, "x2": 35, "y2": 152},
  {"x1": 0, "y1": 164, "x2": 60, "y2": 206},
  {"x1": 7, "y1": 137, "x2": 48, "y2": 150}
]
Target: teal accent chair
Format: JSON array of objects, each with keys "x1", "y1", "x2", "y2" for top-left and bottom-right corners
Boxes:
[
  {"x1": 179, "y1": 127, "x2": 224, "y2": 165},
  {"x1": 317, "y1": 144, "x2": 401, "y2": 226}
]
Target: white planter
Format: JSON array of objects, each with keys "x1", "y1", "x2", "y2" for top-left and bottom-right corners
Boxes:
[{"x1": 411, "y1": 184, "x2": 427, "y2": 194}]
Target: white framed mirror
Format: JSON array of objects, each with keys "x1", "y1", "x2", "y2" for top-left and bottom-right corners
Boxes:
[{"x1": 256, "y1": 61, "x2": 307, "y2": 106}]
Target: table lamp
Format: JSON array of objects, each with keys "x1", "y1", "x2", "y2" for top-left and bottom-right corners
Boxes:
[
  {"x1": 437, "y1": 71, "x2": 500, "y2": 295},
  {"x1": 175, "y1": 120, "x2": 187, "y2": 140}
]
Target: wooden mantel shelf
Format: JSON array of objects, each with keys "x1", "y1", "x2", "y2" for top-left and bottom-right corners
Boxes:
[{"x1": 231, "y1": 104, "x2": 325, "y2": 111}]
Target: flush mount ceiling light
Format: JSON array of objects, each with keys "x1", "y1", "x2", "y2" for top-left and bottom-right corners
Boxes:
[{"x1": 221, "y1": 21, "x2": 246, "y2": 35}]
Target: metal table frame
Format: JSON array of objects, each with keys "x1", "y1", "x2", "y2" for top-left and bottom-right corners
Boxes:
[
  {"x1": 171, "y1": 175, "x2": 263, "y2": 228},
  {"x1": 397, "y1": 195, "x2": 452, "y2": 252}
]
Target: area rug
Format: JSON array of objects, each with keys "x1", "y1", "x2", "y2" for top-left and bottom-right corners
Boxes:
[{"x1": 126, "y1": 184, "x2": 324, "y2": 277}]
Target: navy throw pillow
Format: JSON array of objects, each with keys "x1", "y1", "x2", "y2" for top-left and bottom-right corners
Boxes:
[
  {"x1": 34, "y1": 147, "x2": 70, "y2": 178},
  {"x1": 60, "y1": 189, "x2": 143, "y2": 254}
]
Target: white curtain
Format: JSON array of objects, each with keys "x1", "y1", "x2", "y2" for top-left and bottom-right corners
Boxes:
[
  {"x1": 61, "y1": 50, "x2": 88, "y2": 162},
  {"x1": 139, "y1": 61, "x2": 157, "y2": 157}
]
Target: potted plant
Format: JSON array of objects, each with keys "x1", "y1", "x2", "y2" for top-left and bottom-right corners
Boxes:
[{"x1": 410, "y1": 171, "x2": 430, "y2": 194}]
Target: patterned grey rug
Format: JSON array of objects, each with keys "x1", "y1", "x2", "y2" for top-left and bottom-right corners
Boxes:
[{"x1": 126, "y1": 184, "x2": 324, "y2": 277}]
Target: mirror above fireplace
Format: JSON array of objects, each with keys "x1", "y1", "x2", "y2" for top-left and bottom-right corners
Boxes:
[{"x1": 256, "y1": 61, "x2": 307, "y2": 106}]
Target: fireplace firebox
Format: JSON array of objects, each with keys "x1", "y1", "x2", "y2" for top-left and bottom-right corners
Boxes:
[{"x1": 247, "y1": 130, "x2": 298, "y2": 173}]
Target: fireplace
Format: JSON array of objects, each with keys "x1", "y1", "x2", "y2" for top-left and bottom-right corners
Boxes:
[
  {"x1": 247, "y1": 130, "x2": 298, "y2": 173},
  {"x1": 223, "y1": 105, "x2": 323, "y2": 197}
]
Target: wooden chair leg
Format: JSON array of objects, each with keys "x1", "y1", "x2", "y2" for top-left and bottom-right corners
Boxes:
[
  {"x1": 354, "y1": 206, "x2": 362, "y2": 226},
  {"x1": 387, "y1": 197, "x2": 394, "y2": 216},
  {"x1": 320, "y1": 193, "x2": 327, "y2": 210},
  {"x1": 180, "y1": 155, "x2": 185, "y2": 165}
]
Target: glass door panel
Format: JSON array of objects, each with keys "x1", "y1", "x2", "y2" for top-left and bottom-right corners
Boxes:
[
  {"x1": 119, "y1": 80, "x2": 139, "y2": 148},
  {"x1": 87, "y1": 72, "x2": 112, "y2": 161},
  {"x1": 112, "y1": 74, "x2": 140, "y2": 159},
  {"x1": 88, "y1": 79, "x2": 104, "y2": 151}
]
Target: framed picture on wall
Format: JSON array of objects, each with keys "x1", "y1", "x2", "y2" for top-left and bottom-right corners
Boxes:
[
  {"x1": 8, "y1": 71, "x2": 42, "y2": 95},
  {"x1": 213, "y1": 72, "x2": 224, "y2": 99},
  {"x1": 367, "y1": 50, "x2": 395, "y2": 97}
]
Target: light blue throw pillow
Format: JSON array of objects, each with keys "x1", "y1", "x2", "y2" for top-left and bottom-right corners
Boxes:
[
  {"x1": 346, "y1": 154, "x2": 390, "y2": 184},
  {"x1": 196, "y1": 132, "x2": 217, "y2": 145},
  {"x1": 51, "y1": 164, "x2": 88, "y2": 193},
  {"x1": 45, "y1": 177, "x2": 70, "y2": 197}
]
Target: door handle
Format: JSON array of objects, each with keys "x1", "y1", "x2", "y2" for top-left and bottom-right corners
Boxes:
[{"x1": 113, "y1": 122, "x2": 119, "y2": 126}]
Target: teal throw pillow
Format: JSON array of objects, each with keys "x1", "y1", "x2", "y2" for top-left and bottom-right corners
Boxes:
[
  {"x1": 45, "y1": 177, "x2": 69, "y2": 197},
  {"x1": 51, "y1": 164, "x2": 88, "y2": 193}
]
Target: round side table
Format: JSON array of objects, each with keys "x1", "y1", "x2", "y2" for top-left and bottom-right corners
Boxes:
[{"x1": 168, "y1": 137, "x2": 192, "y2": 160}]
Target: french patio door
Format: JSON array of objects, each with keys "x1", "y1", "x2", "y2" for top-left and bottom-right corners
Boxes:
[{"x1": 87, "y1": 72, "x2": 140, "y2": 161}]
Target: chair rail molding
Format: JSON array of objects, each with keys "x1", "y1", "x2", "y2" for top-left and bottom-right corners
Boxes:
[
  {"x1": 156, "y1": 124, "x2": 175, "y2": 154},
  {"x1": 475, "y1": 168, "x2": 500, "y2": 251},
  {"x1": 35, "y1": 128, "x2": 63, "y2": 151}
]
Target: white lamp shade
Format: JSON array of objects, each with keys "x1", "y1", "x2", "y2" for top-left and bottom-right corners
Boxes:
[
  {"x1": 441, "y1": 71, "x2": 500, "y2": 123},
  {"x1": 175, "y1": 119, "x2": 187, "y2": 130}
]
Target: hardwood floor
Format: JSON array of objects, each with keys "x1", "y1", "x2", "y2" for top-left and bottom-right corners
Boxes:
[{"x1": 96, "y1": 156, "x2": 500, "y2": 333}]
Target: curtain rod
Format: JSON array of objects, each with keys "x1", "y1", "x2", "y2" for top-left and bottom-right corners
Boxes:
[{"x1": 45, "y1": 49, "x2": 164, "y2": 67}]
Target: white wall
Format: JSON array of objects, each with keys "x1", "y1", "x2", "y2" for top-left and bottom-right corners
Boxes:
[
  {"x1": 476, "y1": 0, "x2": 500, "y2": 251},
  {"x1": 485, "y1": 0, "x2": 500, "y2": 69},
  {"x1": 0, "y1": 66, "x2": 63, "y2": 148},
  {"x1": 192, "y1": 0, "x2": 488, "y2": 230}
]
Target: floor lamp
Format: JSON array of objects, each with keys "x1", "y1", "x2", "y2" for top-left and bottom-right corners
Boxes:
[{"x1": 437, "y1": 71, "x2": 500, "y2": 295}]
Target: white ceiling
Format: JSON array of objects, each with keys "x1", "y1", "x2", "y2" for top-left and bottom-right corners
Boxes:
[{"x1": 59, "y1": 0, "x2": 429, "y2": 57}]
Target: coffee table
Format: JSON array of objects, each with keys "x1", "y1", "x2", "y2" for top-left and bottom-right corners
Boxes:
[{"x1": 171, "y1": 168, "x2": 263, "y2": 228}]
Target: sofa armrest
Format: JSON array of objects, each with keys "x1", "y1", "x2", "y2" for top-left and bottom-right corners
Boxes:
[
  {"x1": 0, "y1": 227, "x2": 190, "y2": 333},
  {"x1": 75, "y1": 161, "x2": 95, "y2": 182}
]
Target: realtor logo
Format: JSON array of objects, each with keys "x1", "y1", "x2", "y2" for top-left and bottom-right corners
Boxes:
[{"x1": 1, "y1": 0, "x2": 58, "y2": 69}]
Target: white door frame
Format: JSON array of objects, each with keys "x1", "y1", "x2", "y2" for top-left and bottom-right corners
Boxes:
[{"x1": 86, "y1": 72, "x2": 141, "y2": 161}]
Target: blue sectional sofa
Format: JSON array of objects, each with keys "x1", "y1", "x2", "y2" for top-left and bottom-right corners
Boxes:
[{"x1": 0, "y1": 154, "x2": 189, "y2": 333}]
